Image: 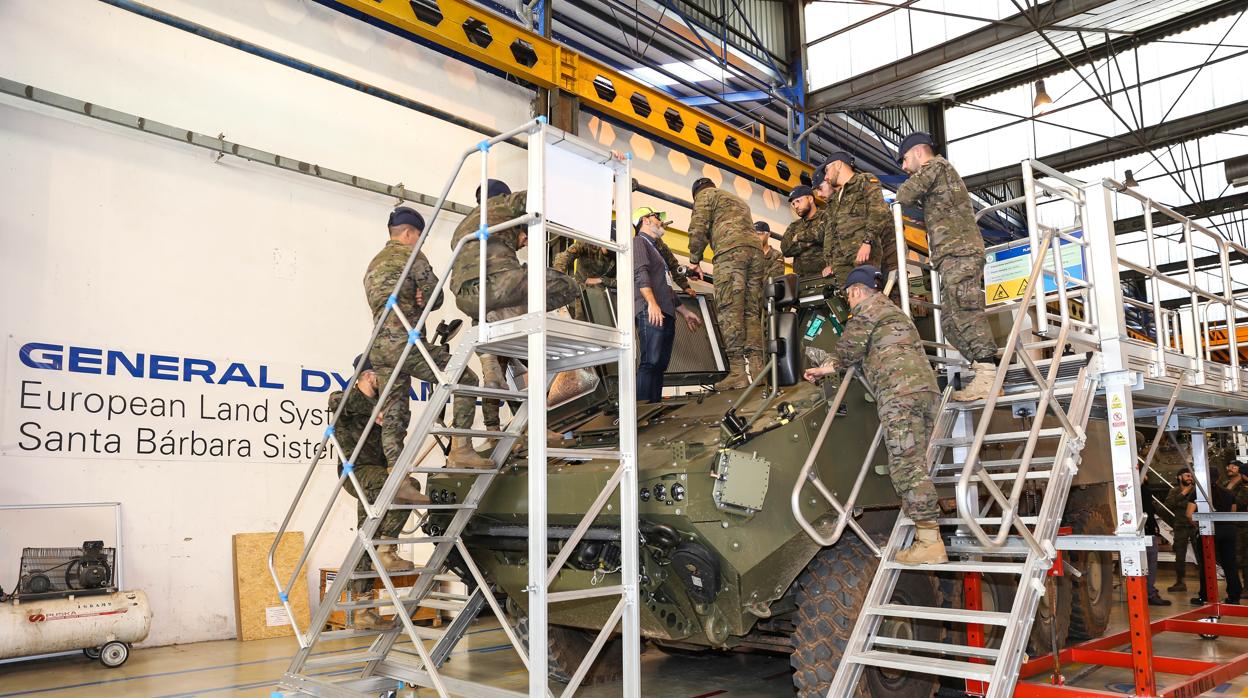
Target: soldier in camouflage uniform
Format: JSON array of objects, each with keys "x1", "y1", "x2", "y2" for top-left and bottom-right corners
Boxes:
[
  {"x1": 780, "y1": 185, "x2": 827, "y2": 277},
  {"x1": 813, "y1": 152, "x2": 899, "y2": 292},
  {"x1": 755, "y1": 221, "x2": 786, "y2": 280},
  {"x1": 449, "y1": 180, "x2": 579, "y2": 445},
  {"x1": 553, "y1": 240, "x2": 616, "y2": 321},
  {"x1": 804, "y1": 265, "x2": 946, "y2": 565},
  {"x1": 1222, "y1": 460, "x2": 1248, "y2": 594},
  {"x1": 896, "y1": 132, "x2": 999, "y2": 401},
  {"x1": 449, "y1": 179, "x2": 580, "y2": 319},
  {"x1": 687, "y1": 177, "x2": 764, "y2": 389},
  {"x1": 366, "y1": 207, "x2": 492, "y2": 470},
  {"x1": 1166, "y1": 467, "x2": 1197, "y2": 591},
  {"x1": 328, "y1": 355, "x2": 432, "y2": 628}
]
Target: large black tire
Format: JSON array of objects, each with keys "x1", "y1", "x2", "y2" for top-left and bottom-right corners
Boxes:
[
  {"x1": 791, "y1": 536, "x2": 941, "y2": 698},
  {"x1": 981, "y1": 573, "x2": 1071, "y2": 655},
  {"x1": 1067, "y1": 507, "x2": 1114, "y2": 640},
  {"x1": 514, "y1": 615, "x2": 622, "y2": 685}
]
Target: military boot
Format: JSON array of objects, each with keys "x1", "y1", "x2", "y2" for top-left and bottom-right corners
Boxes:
[
  {"x1": 895, "y1": 521, "x2": 948, "y2": 566},
  {"x1": 352, "y1": 609, "x2": 391, "y2": 631},
  {"x1": 745, "y1": 353, "x2": 764, "y2": 384},
  {"x1": 395, "y1": 477, "x2": 429, "y2": 505},
  {"x1": 952, "y1": 362, "x2": 999, "y2": 402},
  {"x1": 448, "y1": 437, "x2": 494, "y2": 469},
  {"x1": 376, "y1": 545, "x2": 415, "y2": 572},
  {"x1": 715, "y1": 357, "x2": 750, "y2": 391}
]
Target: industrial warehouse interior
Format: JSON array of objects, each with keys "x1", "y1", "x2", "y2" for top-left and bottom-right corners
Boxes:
[{"x1": 4, "y1": 1, "x2": 1248, "y2": 697}]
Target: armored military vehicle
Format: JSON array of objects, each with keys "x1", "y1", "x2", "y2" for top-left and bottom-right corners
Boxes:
[{"x1": 426, "y1": 274, "x2": 1116, "y2": 697}]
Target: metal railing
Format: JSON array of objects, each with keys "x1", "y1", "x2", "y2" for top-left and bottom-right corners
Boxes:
[
  {"x1": 789, "y1": 368, "x2": 884, "y2": 555},
  {"x1": 1118, "y1": 190, "x2": 1248, "y2": 390},
  {"x1": 265, "y1": 118, "x2": 545, "y2": 647}
]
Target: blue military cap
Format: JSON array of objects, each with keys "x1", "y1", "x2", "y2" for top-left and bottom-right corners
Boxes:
[
  {"x1": 788, "y1": 184, "x2": 813, "y2": 201},
  {"x1": 351, "y1": 354, "x2": 373, "y2": 373},
  {"x1": 388, "y1": 206, "x2": 425, "y2": 230},
  {"x1": 474, "y1": 179, "x2": 512, "y2": 203},
  {"x1": 897, "y1": 132, "x2": 936, "y2": 164},
  {"x1": 754, "y1": 221, "x2": 771, "y2": 234},
  {"x1": 823, "y1": 151, "x2": 855, "y2": 167},
  {"x1": 843, "y1": 265, "x2": 882, "y2": 291}
]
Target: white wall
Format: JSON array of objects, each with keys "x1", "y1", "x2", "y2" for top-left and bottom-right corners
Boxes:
[{"x1": 0, "y1": 0, "x2": 791, "y2": 646}]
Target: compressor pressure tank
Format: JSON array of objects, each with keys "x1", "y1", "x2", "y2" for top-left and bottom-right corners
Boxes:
[{"x1": 0, "y1": 590, "x2": 152, "y2": 666}]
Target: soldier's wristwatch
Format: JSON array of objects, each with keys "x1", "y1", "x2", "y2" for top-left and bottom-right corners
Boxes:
[{"x1": 861, "y1": 239, "x2": 872, "y2": 246}]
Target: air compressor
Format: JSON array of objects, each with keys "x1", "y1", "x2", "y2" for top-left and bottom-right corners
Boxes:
[{"x1": 0, "y1": 590, "x2": 152, "y2": 667}]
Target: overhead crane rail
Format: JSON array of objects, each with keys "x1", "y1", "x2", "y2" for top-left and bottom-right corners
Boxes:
[{"x1": 329, "y1": 0, "x2": 811, "y2": 191}]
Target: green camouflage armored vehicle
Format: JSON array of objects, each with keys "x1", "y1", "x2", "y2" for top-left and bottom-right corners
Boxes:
[{"x1": 426, "y1": 274, "x2": 1116, "y2": 697}]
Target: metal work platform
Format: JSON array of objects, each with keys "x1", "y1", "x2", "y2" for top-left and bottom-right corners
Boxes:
[
  {"x1": 267, "y1": 118, "x2": 639, "y2": 698},
  {"x1": 823, "y1": 158, "x2": 1248, "y2": 697}
]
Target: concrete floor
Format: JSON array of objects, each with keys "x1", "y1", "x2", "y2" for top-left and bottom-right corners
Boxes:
[{"x1": 5, "y1": 578, "x2": 1248, "y2": 697}]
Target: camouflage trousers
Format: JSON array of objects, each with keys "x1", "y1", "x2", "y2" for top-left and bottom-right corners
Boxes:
[
  {"x1": 369, "y1": 328, "x2": 478, "y2": 464},
  {"x1": 454, "y1": 266, "x2": 580, "y2": 320},
  {"x1": 936, "y1": 254, "x2": 997, "y2": 363},
  {"x1": 791, "y1": 254, "x2": 825, "y2": 278},
  {"x1": 479, "y1": 306, "x2": 523, "y2": 429},
  {"x1": 343, "y1": 464, "x2": 410, "y2": 577},
  {"x1": 712, "y1": 245, "x2": 764, "y2": 359},
  {"x1": 1171, "y1": 525, "x2": 1198, "y2": 583},
  {"x1": 878, "y1": 390, "x2": 941, "y2": 523}
]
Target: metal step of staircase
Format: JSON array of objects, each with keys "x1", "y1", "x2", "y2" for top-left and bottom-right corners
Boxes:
[
  {"x1": 853, "y1": 650, "x2": 994, "y2": 682},
  {"x1": 871, "y1": 636, "x2": 1001, "y2": 661}
]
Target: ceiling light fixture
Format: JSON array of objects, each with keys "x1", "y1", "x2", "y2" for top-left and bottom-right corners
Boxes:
[{"x1": 1032, "y1": 79, "x2": 1053, "y2": 114}]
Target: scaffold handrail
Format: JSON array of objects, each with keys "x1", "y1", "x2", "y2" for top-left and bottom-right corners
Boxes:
[{"x1": 266, "y1": 117, "x2": 547, "y2": 645}]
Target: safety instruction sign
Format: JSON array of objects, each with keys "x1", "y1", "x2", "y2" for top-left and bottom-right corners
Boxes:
[{"x1": 984, "y1": 232, "x2": 1086, "y2": 305}]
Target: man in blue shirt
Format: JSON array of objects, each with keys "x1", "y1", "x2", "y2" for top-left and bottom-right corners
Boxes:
[{"x1": 632, "y1": 207, "x2": 703, "y2": 402}]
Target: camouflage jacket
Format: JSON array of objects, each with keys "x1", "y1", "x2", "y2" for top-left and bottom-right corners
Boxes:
[
  {"x1": 895, "y1": 156, "x2": 983, "y2": 265},
  {"x1": 1222, "y1": 477, "x2": 1248, "y2": 513},
  {"x1": 808, "y1": 292, "x2": 938, "y2": 401},
  {"x1": 780, "y1": 213, "x2": 825, "y2": 276},
  {"x1": 365, "y1": 240, "x2": 442, "y2": 332},
  {"x1": 1165, "y1": 485, "x2": 1195, "y2": 528},
  {"x1": 553, "y1": 242, "x2": 616, "y2": 288},
  {"x1": 449, "y1": 191, "x2": 529, "y2": 290},
  {"x1": 823, "y1": 172, "x2": 893, "y2": 270},
  {"x1": 763, "y1": 246, "x2": 784, "y2": 280},
  {"x1": 687, "y1": 187, "x2": 756, "y2": 264},
  {"x1": 328, "y1": 389, "x2": 389, "y2": 469},
  {"x1": 652, "y1": 236, "x2": 693, "y2": 292}
]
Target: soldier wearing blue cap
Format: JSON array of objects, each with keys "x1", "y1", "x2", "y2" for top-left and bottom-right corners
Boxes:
[
  {"x1": 754, "y1": 221, "x2": 784, "y2": 280},
  {"x1": 328, "y1": 353, "x2": 433, "y2": 627},
  {"x1": 804, "y1": 265, "x2": 945, "y2": 565},
  {"x1": 365, "y1": 207, "x2": 492, "y2": 470},
  {"x1": 687, "y1": 177, "x2": 765, "y2": 389},
  {"x1": 896, "y1": 132, "x2": 999, "y2": 401},
  {"x1": 781, "y1": 184, "x2": 826, "y2": 276}
]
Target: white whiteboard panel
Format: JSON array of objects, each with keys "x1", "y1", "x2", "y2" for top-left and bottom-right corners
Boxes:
[{"x1": 544, "y1": 142, "x2": 614, "y2": 242}]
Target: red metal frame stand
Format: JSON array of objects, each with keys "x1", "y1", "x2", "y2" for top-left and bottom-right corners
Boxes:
[
  {"x1": 965, "y1": 571, "x2": 987, "y2": 697},
  {"x1": 1011, "y1": 531, "x2": 1248, "y2": 697}
]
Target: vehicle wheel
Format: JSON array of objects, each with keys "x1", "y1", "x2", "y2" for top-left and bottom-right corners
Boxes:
[
  {"x1": 790, "y1": 535, "x2": 941, "y2": 698},
  {"x1": 99, "y1": 641, "x2": 128, "y2": 668},
  {"x1": 1067, "y1": 507, "x2": 1114, "y2": 640},
  {"x1": 83, "y1": 647, "x2": 101, "y2": 660},
  {"x1": 514, "y1": 614, "x2": 622, "y2": 685},
  {"x1": 982, "y1": 573, "x2": 1071, "y2": 655}
]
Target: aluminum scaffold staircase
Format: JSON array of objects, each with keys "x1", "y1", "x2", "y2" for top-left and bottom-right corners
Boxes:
[
  {"x1": 826, "y1": 161, "x2": 1118, "y2": 697},
  {"x1": 267, "y1": 118, "x2": 640, "y2": 698}
]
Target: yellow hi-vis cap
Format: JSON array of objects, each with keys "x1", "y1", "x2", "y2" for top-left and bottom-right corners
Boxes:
[{"x1": 631, "y1": 206, "x2": 668, "y2": 228}]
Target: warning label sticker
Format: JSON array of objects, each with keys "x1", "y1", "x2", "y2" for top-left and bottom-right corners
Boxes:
[
  {"x1": 1114, "y1": 430, "x2": 1127, "y2": 446},
  {"x1": 984, "y1": 233, "x2": 1084, "y2": 306}
]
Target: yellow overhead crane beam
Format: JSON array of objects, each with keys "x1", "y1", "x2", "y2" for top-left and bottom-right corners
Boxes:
[{"x1": 333, "y1": 0, "x2": 811, "y2": 192}]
